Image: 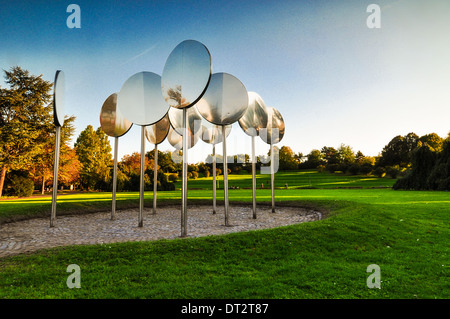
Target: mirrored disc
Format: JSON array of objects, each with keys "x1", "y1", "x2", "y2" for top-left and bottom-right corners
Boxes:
[
  {"x1": 167, "y1": 126, "x2": 200, "y2": 150},
  {"x1": 238, "y1": 91, "x2": 268, "y2": 137},
  {"x1": 195, "y1": 72, "x2": 248, "y2": 126},
  {"x1": 259, "y1": 106, "x2": 285, "y2": 145},
  {"x1": 161, "y1": 40, "x2": 212, "y2": 109},
  {"x1": 168, "y1": 105, "x2": 202, "y2": 136},
  {"x1": 53, "y1": 70, "x2": 65, "y2": 127},
  {"x1": 117, "y1": 71, "x2": 169, "y2": 126},
  {"x1": 201, "y1": 120, "x2": 231, "y2": 145},
  {"x1": 144, "y1": 113, "x2": 170, "y2": 145},
  {"x1": 100, "y1": 93, "x2": 133, "y2": 137}
]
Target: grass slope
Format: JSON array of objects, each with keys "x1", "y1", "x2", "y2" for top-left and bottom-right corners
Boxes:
[{"x1": 0, "y1": 171, "x2": 448, "y2": 299}]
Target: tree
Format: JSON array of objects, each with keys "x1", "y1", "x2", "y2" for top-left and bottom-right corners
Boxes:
[
  {"x1": 393, "y1": 143, "x2": 438, "y2": 190},
  {"x1": 299, "y1": 149, "x2": 324, "y2": 169},
  {"x1": 337, "y1": 143, "x2": 355, "y2": 172},
  {"x1": 427, "y1": 136, "x2": 450, "y2": 190},
  {"x1": 74, "y1": 125, "x2": 112, "y2": 190},
  {"x1": 0, "y1": 66, "x2": 53, "y2": 197},
  {"x1": 394, "y1": 132, "x2": 450, "y2": 191},
  {"x1": 419, "y1": 133, "x2": 444, "y2": 152},
  {"x1": 29, "y1": 114, "x2": 77, "y2": 193},
  {"x1": 118, "y1": 152, "x2": 145, "y2": 191},
  {"x1": 147, "y1": 149, "x2": 181, "y2": 173},
  {"x1": 278, "y1": 146, "x2": 298, "y2": 170},
  {"x1": 355, "y1": 151, "x2": 365, "y2": 164},
  {"x1": 321, "y1": 146, "x2": 339, "y2": 165},
  {"x1": 58, "y1": 145, "x2": 81, "y2": 189},
  {"x1": 379, "y1": 133, "x2": 419, "y2": 168}
]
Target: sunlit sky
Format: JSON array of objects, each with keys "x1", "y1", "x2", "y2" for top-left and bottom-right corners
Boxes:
[{"x1": 1, "y1": 0, "x2": 450, "y2": 163}]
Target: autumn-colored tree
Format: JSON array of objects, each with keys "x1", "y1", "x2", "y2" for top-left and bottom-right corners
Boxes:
[
  {"x1": 29, "y1": 115, "x2": 77, "y2": 193},
  {"x1": 58, "y1": 145, "x2": 81, "y2": 189},
  {"x1": 118, "y1": 152, "x2": 149, "y2": 191},
  {"x1": 120, "y1": 152, "x2": 149, "y2": 176},
  {"x1": 278, "y1": 146, "x2": 299, "y2": 170}
]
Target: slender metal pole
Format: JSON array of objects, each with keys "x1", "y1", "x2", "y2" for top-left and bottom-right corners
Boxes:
[
  {"x1": 271, "y1": 143, "x2": 275, "y2": 213},
  {"x1": 112, "y1": 136, "x2": 118, "y2": 220},
  {"x1": 222, "y1": 125, "x2": 230, "y2": 226},
  {"x1": 139, "y1": 126, "x2": 145, "y2": 227},
  {"x1": 212, "y1": 144, "x2": 216, "y2": 214},
  {"x1": 252, "y1": 135, "x2": 257, "y2": 219},
  {"x1": 152, "y1": 143, "x2": 158, "y2": 215},
  {"x1": 181, "y1": 108, "x2": 188, "y2": 237},
  {"x1": 50, "y1": 125, "x2": 61, "y2": 227}
]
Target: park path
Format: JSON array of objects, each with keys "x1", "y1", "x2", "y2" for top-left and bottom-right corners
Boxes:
[{"x1": 0, "y1": 205, "x2": 322, "y2": 258}]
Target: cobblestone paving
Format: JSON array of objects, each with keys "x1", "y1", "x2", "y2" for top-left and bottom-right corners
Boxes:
[{"x1": 0, "y1": 205, "x2": 321, "y2": 258}]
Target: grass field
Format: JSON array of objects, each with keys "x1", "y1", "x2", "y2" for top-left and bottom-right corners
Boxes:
[{"x1": 0, "y1": 170, "x2": 448, "y2": 299}]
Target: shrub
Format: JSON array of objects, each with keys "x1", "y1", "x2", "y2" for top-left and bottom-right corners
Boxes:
[
  {"x1": 168, "y1": 173, "x2": 178, "y2": 182},
  {"x1": 359, "y1": 163, "x2": 374, "y2": 176},
  {"x1": 386, "y1": 166, "x2": 401, "y2": 178},
  {"x1": 374, "y1": 166, "x2": 386, "y2": 178},
  {"x1": 317, "y1": 165, "x2": 326, "y2": 173},
  {"x1": 348, "y1": 164, "x2": 360, "y2": 175},
  {"x1": 327, "y1": 164, "x2": 339, "y2": 173},
  {"x1": 11, "y1": 176, "x2": 34, "y2": 197}
]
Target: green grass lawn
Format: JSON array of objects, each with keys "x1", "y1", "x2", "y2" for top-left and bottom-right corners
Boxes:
[
  {"x1": 0, "y1": 170, "x2": 448, "y2": 299},
  {"x1": 175, "y1": 169, "x2": 396, "y2": 190}
]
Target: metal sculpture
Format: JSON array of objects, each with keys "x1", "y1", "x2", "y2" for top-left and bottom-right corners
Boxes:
[
  {"x1": 259, "y1": 106, "x2": 285, "y2": 213},
  {"x1": 117, "y1": 71, "x2": 169, "y2": 227},
  {"x1": 144, "y1": 113, "x2": 170, "y2": 215},
  {"x1": 200, "y1": 119, "x2": 231, "y2": 214},
  {"x1": 100, "y1": 93, "x2": 133, "y2": 220},
  {"x1": 196, "y1": 72, "x2": 248, "y2": 226},
  {"x1": 50, "y1": 70, "x2": 65, "y2": 227},
  {"x1": 162, "y1": 40, "x2": 212, "y2": 237},
  {"x1": 238, "y1": 92, "x2": 268, "y2": 219}
]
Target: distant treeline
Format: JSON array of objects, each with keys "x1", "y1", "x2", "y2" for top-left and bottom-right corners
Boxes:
[{"x1": 1, "y1": 66, "x2": 449, "y2": 197}]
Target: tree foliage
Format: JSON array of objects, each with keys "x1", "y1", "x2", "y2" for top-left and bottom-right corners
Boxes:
[
  {"x1": 394, "y1": 133, "x2": 450, "y2": 190},
  {"x1": 278, "y1": 146, "x2": 299, "y2": 170},
  {"x1": 75, "y1": 126, "x2": 112, "y2": 190},
  {"x1": 379, "y1": 133, "x2": 419, "y2": 168},
  {"x1": 0, "y1": 66, "x2": 53, "y2": 196}
]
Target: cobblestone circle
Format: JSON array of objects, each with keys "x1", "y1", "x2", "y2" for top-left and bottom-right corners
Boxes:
[{"x1": 0, "y1": 205, "x2": 322, "y2": 258}]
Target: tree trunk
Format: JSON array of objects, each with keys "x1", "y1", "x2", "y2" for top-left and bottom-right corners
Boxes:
[
  {"x1": 41, "y1": 175, "x2": 46, "y2": 195},
  {"x1": 0, "y1": 166, "x2": 7, "y2": 198}
]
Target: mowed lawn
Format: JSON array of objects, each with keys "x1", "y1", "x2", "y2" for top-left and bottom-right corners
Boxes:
[{"x1": 0, "y1": 170, "x2": 448, "y2": 299}]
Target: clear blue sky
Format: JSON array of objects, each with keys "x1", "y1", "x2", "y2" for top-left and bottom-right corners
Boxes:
[{"x1": 1, "y1": 0, "x2": 450, "y2": 163}]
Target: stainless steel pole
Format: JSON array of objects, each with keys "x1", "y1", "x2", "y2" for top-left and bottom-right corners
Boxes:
[
  {"x1": 50, "y1": 125, "x2": 61, "y2": 227},
  {"x1": 139, "y1": 126, "x2": 145, "y2": 227},
  {"x1": 181, "y1": 108, "x2": 188, "y2": 237},
  {"x1": 222, "y1": 125, "x2": 230, "y2": 226},
  {"x1": 112, "y1": 136, "x2": 118, "y2": 220},
  {"x1": 271, "y1": 143, "x2": 275, "y2": 213},
  {"x1": 152, "y1": 143, "x2": 158, "y2": 215},
  {"x1": 252, "y1": 135, "x2": 257, "y2": 219},
  {"x1": 212, "y1": 144, "x2": 216, "y2": 214}
]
